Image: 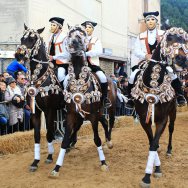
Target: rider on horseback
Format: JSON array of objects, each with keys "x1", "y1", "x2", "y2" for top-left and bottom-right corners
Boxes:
[
  {"x1": 126, "y1": 11, "x2": 186, "y2": 108},
  {"x1": 48, "y1": 17, "x2": 69, "y2": 88},
  {"x1": 81, "y1": 21, "x2": 111, "y2": 108}
]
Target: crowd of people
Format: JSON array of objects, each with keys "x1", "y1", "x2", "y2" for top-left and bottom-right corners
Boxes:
[{"x1": 0, "y1": 48, "x2": 31, "y2": 135}]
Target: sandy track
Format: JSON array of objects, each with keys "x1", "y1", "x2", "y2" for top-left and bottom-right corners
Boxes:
[{"x1": 0, "y1": 111, "x2": 188, "y2": 188}]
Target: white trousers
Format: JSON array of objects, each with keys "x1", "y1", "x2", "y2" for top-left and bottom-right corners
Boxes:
[
  {"x1": 62, "y1": 70, "x2": 107, "y2": 88},
  {"x1": 58, "y1": 67, "x2": 66, "y2": 82},
  {"x1": 129, "y1": 66, "x2": 177, "y2": 84},
  {"x1": 96, "y1": 71, "x2": 107, "y2": 83}
]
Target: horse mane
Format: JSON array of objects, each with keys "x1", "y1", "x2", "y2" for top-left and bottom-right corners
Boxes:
[{"x1": 142, "y1": 43, "x2": 167, "y2": 88}]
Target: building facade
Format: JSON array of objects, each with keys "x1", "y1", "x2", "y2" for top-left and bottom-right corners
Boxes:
[{"x1": 0, "y1": 0, "x2": 160, "y2": 75}]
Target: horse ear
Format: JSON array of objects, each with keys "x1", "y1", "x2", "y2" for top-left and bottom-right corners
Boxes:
[
  {"x1": 37, "y1": 27, "x2": 45, "y2": 34},
  {"x1": 67, "y1": 24, "x2": 71, "y2": 30},
  {"x1": 24, "y1": 23, "x2": 28, "y2": 30}
]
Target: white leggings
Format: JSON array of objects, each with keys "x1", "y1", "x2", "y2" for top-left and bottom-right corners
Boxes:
[
  {"x1": 58, "y1": 67, "x2": 66, "y2": 82},
  {"x1": 129, "y1": 66, "x2": 177, "y2": 84},
  {"x1": 63, "y1": 70, "x2": 107, "y2": 88},
  {"x1": 96, "y1": 71, "x2": 107, "y2": 83}
]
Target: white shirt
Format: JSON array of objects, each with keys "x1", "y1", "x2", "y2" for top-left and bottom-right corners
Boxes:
[
  {"x1": 133, "y1": 29, "x2": 165, "y2": 62},
  {"x1": 86, "y1": 36, "x2": 103, "y2": 57},
  {"x1": 147, "y1": 28, "x2": 157, "y2": 45}
]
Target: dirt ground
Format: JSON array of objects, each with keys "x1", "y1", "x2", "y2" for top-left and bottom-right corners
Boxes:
[{"x1": 0, "y1": 111, "x2": 188, "y2": 188}]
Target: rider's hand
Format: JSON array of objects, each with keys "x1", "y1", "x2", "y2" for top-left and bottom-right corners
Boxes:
[
  {"x1": 49, "y1": 55, "x2": 53, "y2": 61},
  {"x1": 145, "y1": 54, "x2": 152, "y2": 61},
  {"x1": 16, "y1": 97, "x2": 21, "y2": 103}
]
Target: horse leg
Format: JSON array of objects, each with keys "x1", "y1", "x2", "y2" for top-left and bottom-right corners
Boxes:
[
  {"x1": 167, "y1": 106, "x2": 176, "y2": 156},
  {"x1": 140, "y1": 119, "x2": 153, "y2": 148},
  {"x1": 91, "y1": 115, "x2": 108, "y2": 171},
  {"x1": 30, "y1": 110, "x2": 42, "y2": 172},
  {"x1": 99, "y1": 115, "x2": 113, "y2": 149},
  {"x1": 141, "y1": 119, "x2": 168, "y2": 187},
  {"x1": 49, "y1": 113, "x2": 74, "y2": 178},
  {"x1": 108, "y1": 108, "x2": 115, "y2": 144},
  {"x1": 68, "y1": 115, "x2": 83, "y2": 151},
  {"x1": 45, "y1": 109, "x2": 56, "y2": 164}
]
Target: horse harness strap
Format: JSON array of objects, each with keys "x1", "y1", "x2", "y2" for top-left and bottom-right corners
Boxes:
[
  {"x1": 131, "y1": 63, "x2": 175, "y2": 104},
  {"x1": 63, "y1": 64, "x2": 101, "y2": 117}
]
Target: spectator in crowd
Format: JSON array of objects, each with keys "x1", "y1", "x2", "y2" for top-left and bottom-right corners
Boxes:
[
  {"x1": 110, "y1": 74, "x2": 118, "y2": 85},
  {"x1": 6, "y1": 46, "x2": 28, "y2": 78},
  {"x1": 16, "y1": 73, "x2": 31, "y2": 130},
  {"x1": 1, "y1": 72, "x2": 11, "y2": 84},
  {"x1": 119, "y1": 78, "x2": 129, "y2": 96},
  {"x1": 0, "y1": 81, "x2": 9, "y2": 135},
  {"x1": 5, "y1": 77, "x2": 24, "y2": 133},
  {"x1": 0, "y1": 74, "x2": 3, "y2": 82}
]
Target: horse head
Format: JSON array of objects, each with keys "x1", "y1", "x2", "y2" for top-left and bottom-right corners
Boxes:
[
  {"x1": 160, "y1": 27, "x2": 188, "y2": 71},
  {"x1": 21, "y1": 24, "x2": 46, "y2": 60},
  {"x1": 67, "y1": 25, "x2": 88, "y2": 56}
]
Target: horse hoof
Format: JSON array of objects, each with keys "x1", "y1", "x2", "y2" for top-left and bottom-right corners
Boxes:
[
  {"x1": 48, "y1": 170, "x2": 60, "y2": 178},
  {"x1": 29, "y1": 165, "x2": 38, "y2": 172},
  {"x1": 45, "y1": 159, "x2": 53, "y2": 164},
  {"x1": 139, "y1": 181, "x2": 150, "y2": 188},
  {"x1": 107, "y1": 141, "x2": 113, "y2": 149},
  {"x1": 166, "y1": 152, "x2": 172, "y2": 157},
  {"x1": 101, "y1": 164, "x2": 109, "y2": 172},
  {"x1": 154, "y1": 172, "x2": 162, "y2": 178}
]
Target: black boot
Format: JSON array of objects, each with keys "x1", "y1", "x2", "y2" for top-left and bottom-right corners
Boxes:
[
  {"x1": 126, "y1": 83, "x2": 134, "y2": 108},
  {"x1": 101, "y1": 82, "x2": 111, "y2": 108},
  {"x1": 60, "y1": 81, "x2": 64, "y2": 90},
  {"x1": 171, "y1": 78, "x2": 187, "y2": 106}
]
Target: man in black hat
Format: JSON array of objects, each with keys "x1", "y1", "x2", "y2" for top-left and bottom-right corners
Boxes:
[
  {"x1": 126, "y1": 11, "x2": 186, "y2": 108},
  {"x1": 81, "y1": 21, "x2": 111, "y2": 108},
  {"x1": 48, "y1": 17, "x2": 69, "y2": 87}
]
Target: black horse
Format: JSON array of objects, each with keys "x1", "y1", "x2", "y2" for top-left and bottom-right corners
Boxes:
[
  {"x1": 131, "y1": 27, "x2": 188, "y2": 188},
  {"x1": 21, "y1": 24, "x2": 65, "y2": 171},
  {"x1": 49, "y1": 25, "x2": 116, "y2": 177}
]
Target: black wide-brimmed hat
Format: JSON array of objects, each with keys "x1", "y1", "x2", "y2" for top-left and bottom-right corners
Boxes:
[
  {"x1": 49, "y1": 17, "x2": 64, "y2": 27},
  {"x1": 143, "y1": 11, "x2": 159, "y2": 20},
  {"x1": 81, "y1": 21, "x2": 97, "y2": 28}
]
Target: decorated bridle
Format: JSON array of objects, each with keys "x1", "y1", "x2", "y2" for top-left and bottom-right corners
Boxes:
[
  {"x1": 22, "y1": 28, "x2": 46, "y2": 59},
  {"x1": 67, "y1": 25, "x2": 88, "y2": 56},
  {"x1": 160, "y1": 27, "x2": 188, "y2": 60}
]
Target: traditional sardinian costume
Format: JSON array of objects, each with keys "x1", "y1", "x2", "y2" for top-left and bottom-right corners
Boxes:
[
  {"x1": 126, "y1": 11, "x2": 186, "y2": 108},
  {"x1": 48, "y1": 17, "x2": 69, "y2": 83}
]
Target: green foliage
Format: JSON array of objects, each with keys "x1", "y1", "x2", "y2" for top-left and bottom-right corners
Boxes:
[{"x1": 161, "y1": 0, "x2": 188, "y2": 31}]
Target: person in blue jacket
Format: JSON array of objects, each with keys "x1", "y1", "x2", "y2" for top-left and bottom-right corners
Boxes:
[{"x1": 6, "y1": 46, "x2": 28, "y2": 78}]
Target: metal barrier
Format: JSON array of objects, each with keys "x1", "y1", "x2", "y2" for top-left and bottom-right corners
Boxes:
[{"x1": 0, "y1": 101, "x2": 138, "y2": 136}]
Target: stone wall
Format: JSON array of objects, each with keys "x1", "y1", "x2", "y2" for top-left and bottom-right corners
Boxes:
[{"x1": 100, "y1": 60, "x2": 114, "y2": 76}]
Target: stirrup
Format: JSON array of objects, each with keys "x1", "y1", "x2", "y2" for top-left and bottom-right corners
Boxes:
[{"x1": 103, "y1": 98, "x2": 112, "y2": 108}]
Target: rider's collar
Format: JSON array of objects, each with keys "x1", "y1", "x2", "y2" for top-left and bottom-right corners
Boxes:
[{"x1": 148, "y1": 28, "x2": 157, "y2": 34}]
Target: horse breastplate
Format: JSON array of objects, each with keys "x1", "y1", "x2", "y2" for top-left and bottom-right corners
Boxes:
[
  {"x1": 63, "y1": 64, "x2": 101, "y2": 105},
  {"x1": 131, "y1": 63, "x2": 175, "y2": 104}
]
